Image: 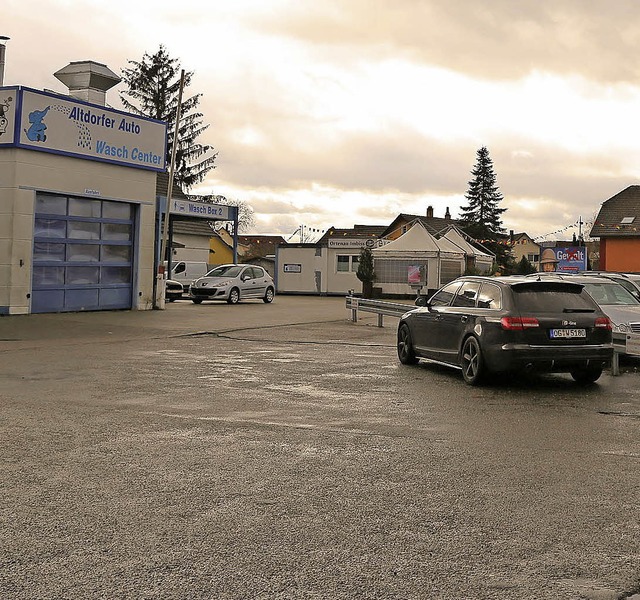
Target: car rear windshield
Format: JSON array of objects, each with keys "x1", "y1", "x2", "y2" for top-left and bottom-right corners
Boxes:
[{"x1": 512, "y1": 283, "x2": 596, "y2": 312}]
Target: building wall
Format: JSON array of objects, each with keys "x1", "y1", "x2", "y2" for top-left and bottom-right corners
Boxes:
[
  {"x1": 600, "y1": 238, "x2": 640, "y2": 272},
  {"x1": 0, "y1": 148, "x2": 157, "y2": 314},
  {"x1": 170, "y1": 233, "x2": 212, "y2": 264},
  {"x1": 208, "y1": 235, "x2": 234, "y2": 265},
  {"x1": 276, "y1": 246, "x2": 324, "y2": 293},
  {"x1": 510, "y1": 237, "x2": 541, "y2": 270}
]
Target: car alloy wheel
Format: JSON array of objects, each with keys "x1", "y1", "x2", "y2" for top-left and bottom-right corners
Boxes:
[
  {"x1": 397, "y1": 323, "x2": 418, "y2": 365},
  {"x1": 263, "y1": 287, "x2": 274, "y2": 303},
  {"x1": 461, "y1": 336, "x2": 485, "y2": 385},
  {"x1": 227, "y1": 288, "x2": 240, "y2": 304}
]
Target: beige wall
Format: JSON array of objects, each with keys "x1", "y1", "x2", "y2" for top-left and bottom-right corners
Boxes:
[
  {"x1": 510, "y1": 237, "x2": 541, "y2": 269},
  {"x1": 0, "y1": 148, "x2": 157, "y2": 314}
]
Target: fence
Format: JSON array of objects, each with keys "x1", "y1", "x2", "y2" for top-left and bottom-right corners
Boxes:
[{"x1": 345, "y1": 294, "x2": 414, "y2": 327}]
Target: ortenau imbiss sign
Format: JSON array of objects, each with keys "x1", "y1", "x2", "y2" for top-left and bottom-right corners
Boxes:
[{"x1": 0, "y1": 86, "x2": 167, "y2": 171}]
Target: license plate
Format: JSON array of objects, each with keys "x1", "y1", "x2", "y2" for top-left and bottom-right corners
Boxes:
[{"x1": 550, "y1": 328, "x2": 586, "y2": 339}]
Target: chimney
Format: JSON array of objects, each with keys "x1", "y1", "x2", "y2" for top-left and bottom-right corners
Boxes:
[
  {"x1": 426, "y1": 205, "x2": 434, "y2": 218},
  {"x1": 445, "y1": 207, "x2": 451, "y2": 220},
  {"x1": 0, "y1": 36, "x2": 9, "y2": 86},
  {"x1": 54, "y1": 61, "x2": 120, "y2": 106}
]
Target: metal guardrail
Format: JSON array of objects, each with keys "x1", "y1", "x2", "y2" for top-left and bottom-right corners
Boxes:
[{"x1": 345, "y1": 294, "x2": 415, "y2": 327}]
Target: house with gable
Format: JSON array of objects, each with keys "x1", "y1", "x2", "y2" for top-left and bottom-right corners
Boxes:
[
  {"x1": 590, "y1": 186, "x2": 640, "y2": 272},
  {"x1": 508, "y1": 232, "x2": 541, "y2": 271}
]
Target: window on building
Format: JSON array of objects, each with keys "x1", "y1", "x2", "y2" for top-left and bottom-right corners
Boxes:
[
  {"x1": 527, "y1": 253, "x2": 539, "y2": 263},
  {"x1": 374, "y1": 259, "x2": 427, "y2": 283},
  {"x1": 440, "y1": 260, "x2": 463, "y2": 285},
  {"x1": 336, "y1": 255, "x2": 359, "y2": 272}
]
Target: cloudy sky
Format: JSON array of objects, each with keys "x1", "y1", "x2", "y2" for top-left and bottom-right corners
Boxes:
[{"x1": 5, "y1": 0, "x2": 640, "y2": 241}]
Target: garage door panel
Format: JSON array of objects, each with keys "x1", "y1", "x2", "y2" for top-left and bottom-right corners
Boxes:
[
  {"x1": 65, "y1": 289, "x2": 99, "y2": 310},
  {"x1": 32, "y1": 194, "x2": 135, "y2": 314},
  {"x1": 100, "y1": 288, "x2": 132, "y2": 308},
  {"x1": 31, "y1": 290, "x2": 64, "y2": 313}
]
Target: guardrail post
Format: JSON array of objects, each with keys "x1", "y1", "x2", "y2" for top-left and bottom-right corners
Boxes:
[
  {"x1": 377, "y1": 313, "x2": 383, "y2": 327},
  {"x1": 348, "y1": 293, "x2": 358, "y2": 322},
  {"x1": 611, "y1": 350, "x2": 620, "y2": 376}
]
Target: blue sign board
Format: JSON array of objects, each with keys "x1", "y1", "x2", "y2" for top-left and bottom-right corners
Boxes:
[
  {"x1": 554, "y1": 247, "x2": 587, "y2": 272},
  {"x1": 0, "y1": 86, "x2": 167, "y2": 171}
]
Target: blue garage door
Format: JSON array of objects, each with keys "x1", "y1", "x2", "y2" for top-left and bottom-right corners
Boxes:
[{"x1": 31, "y1": 194, "x2": 135, "y2": 313}]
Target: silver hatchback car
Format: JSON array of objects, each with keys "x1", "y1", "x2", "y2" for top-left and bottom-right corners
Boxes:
[{"x1": 189, "y1": 264, "x2": 275, "y2": 304}]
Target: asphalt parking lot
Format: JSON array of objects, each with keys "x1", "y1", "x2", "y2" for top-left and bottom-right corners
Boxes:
[{"x1": 2, "y1": 296, "x2": 640, "y2": 600}]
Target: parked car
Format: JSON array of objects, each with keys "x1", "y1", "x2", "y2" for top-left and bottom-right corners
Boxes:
[
  {"x1": 579, "y1": 271, "x2": 640, "y2": 301},
  {"x1": 165, "y1": 279, "x2": 184, "y2": 302},
  {"x1": 397, "y1": 276, "x2": 613, "y2": 385},
  {"x1": 527, "y1": 273, "x2": 640, "y2": 356},
  {"x1": 189, "y1": 264, "x2": 275, "y2": 304}
]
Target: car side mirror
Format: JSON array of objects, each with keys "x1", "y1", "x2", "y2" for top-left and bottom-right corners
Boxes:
[{"x1": 415, "y1": 295, "x2": 428, "y2": 307}]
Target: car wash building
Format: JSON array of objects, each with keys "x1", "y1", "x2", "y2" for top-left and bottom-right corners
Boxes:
[{"x1": 0, "y1": 61, "x2": 167, "y2": 314}]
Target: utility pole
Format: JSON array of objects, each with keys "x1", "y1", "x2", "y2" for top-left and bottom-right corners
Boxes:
[
  {"x1": 578, "y1": 216, "x2": 583, "y2": 244},
  {"x1": 156, "y1": 69, "x2": 185, "y2": 309}
]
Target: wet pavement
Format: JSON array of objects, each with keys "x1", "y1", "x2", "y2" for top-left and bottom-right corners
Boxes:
[{"x1": 1, "y1": 296, "x2": 640, "y2": 599}]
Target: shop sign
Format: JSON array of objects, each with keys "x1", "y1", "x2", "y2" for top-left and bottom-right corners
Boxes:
[
  {"x1": 1, "y1": 86, "x2": 167, "y2": 171},
  {"x1": 170, "y1": 198, "x2": 231, "y2": 219},
  {"x1": 328, "y1": 238, "x2": 389, "y2": 249},
  {"x1": 283, "y1": 264, "x2": 302, "y2": 273}
]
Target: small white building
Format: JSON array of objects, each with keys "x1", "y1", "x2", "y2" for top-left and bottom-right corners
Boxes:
[{"x1": 276, "y1": 225, "x2": 387, "y2": 295}]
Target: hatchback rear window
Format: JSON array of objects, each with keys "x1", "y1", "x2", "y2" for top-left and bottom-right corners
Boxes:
[{"x1": 512, "y1": 283, "x2": 596, "y2": 312}]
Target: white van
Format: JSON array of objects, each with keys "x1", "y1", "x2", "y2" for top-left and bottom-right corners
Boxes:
[{"x1": 168, "y1": 261, "x2": 210, "y2": 291}]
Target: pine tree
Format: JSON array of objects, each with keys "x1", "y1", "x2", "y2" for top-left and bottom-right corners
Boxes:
[
  {"x1": 356, "y1": 246, "x2": 375, "y2": 298},
  {"x1": 459, "y1": 147, "x2": 510, "y2": 269},
  {"x1": 120, "y1": 45, "x2": 217, "y2": 191}
]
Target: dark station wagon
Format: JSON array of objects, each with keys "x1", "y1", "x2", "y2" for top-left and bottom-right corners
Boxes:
[{"x1": 397, "y1": 276, "x2": 614, "y2": 385}]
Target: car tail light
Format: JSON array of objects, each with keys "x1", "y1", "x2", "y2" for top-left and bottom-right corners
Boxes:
[
  {"x1": 500, "y1": 317, "x2": 540, "y2": 331},
  {"x1": 594, "y1": 317, "x2": 612, "y2": 330}
]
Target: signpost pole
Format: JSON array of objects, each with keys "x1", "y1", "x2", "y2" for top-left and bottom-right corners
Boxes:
[{"x1": 156, "y1": 69, "x2": 185, "y2": 310}]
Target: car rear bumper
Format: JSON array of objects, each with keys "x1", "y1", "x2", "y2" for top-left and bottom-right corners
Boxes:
[{"x1": 484, "y1": 343, "x2": 614, "y2": 373}]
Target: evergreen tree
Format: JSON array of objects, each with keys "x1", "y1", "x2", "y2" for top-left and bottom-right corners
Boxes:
[
  {"x1": 459, "y1": 147, "x2": 510, "y2": 269},
  {"x1": 120, "y1": 45, "x2": 217, "y2": 191},
  {"x1": 515, "y1": 255, "x2": 537, "y2": 275},
  {"x1": 356, "y1": 246, "x2": 375, "y2": 298}
]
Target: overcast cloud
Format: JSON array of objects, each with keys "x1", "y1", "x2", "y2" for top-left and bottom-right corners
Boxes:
[{"x1": 5, "y1": 0, "x2": 640, "y2": 241}]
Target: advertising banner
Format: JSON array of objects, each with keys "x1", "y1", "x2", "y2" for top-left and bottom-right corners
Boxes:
[
  {"x1": 408, "y1": 265, "x2": 425, "y2": 285},
  {"x1": 0, "y1": 87, "x2": 17, "y2": 145},
  {"x1": 5, "y1": 86, "x2": 167, "y2": 171},
  {"x1": 554, "y1": 246, "x2": 587, "y2": 273}
]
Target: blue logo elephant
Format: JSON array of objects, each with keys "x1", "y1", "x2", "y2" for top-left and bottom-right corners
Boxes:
[{"x1": 25, "y1": 106, "x2": 50, "y2": 142}]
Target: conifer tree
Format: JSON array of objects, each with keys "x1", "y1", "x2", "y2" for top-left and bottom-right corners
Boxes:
[
  {"x1": 459, "y1": 146, "x2": 511, "y2": 270},
  {"x1": 120, "y1": 45, "x2": 217, "y2": 191},
  {"x1": 356, "y1": 246, "x2": 375, "y2": 298}
]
